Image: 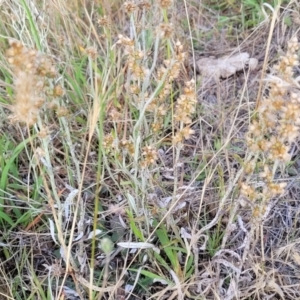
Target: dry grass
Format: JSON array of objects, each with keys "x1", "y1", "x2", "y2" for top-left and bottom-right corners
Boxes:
[{"x1": 0, "y1": 0, "x2": 300, "y2": 299}]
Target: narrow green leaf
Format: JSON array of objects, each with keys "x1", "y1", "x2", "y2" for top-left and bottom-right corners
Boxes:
[
  {"x1": 127, "y1": 210, "x2": 144, "y2": 241},
  {"x1": 156, "y1": 227, "x2": 179, "y2": 271},
  {"x1": 129, "y1": 268, "x2": 173, "y2": 285},
  {"x1": 0, "y1": 138, "x2": 31, "y2": 199},
  {"x1": 0, "y1": 210, "x2": 14, "y2": 226},
  {"x1": 19, "y1": 0, "x2": 41, "y2": 50}
]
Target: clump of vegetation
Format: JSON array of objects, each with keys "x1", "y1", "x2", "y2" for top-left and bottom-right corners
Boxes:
[
  {"x1": 243, "y1": 37, "x2": 299, "y2": 219},
  {"x1": 0, "y1": 0, "x2": 300, "y2": 299}
]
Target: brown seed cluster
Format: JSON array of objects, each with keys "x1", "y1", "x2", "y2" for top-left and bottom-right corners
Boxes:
[
  {"x1": 111, "y1": 3, "x2": 195, "y2": 168},
  {"x1": 117, "y1": 35, "x2": 147, "y2": 80},
  {"x1": 151, "y1": 40, "x2": 192, "y2": 144},
  {"x1": 158, "y1": 0, "x2": 173, "y2": 9},
  {"x1": 123, "y1": 1, "x2": 138, "y2": 14},
  {"x1": 157, "y1": 23, "x2": 174, "y2": 39},
  {"x1": 141, "y1": 146, "x2": 158, "y2": 167},
  {"x1": 243, "y1": 37, "x2": 300, "y2": 219},
  {"x1": 6, "y1": 40, "x2": 59, "y2": 126},
  {"x1": 124, "y1": 1, "x2": 151, "y2": 14},
  {"x1": 173, "y1": 79, "x2": 196, "y2": 144},
  {"x1": 247, "y1": 37, "x2": 300, "y2": 161}
]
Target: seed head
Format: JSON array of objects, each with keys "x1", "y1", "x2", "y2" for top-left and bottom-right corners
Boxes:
[
  {"x1": 124, "y1": 1, "x2": 138, "y2": 13},
  {"x1": 6, "y1": 40, "x2": 57, "y2": 126},
  {"x1": 141, "y1": 146, "x2": 158, "y2": 167},
  {"x1": 53, "y1": 85, "x2": 64, "y2": 97},
  {"x1": 97, "y1": 15, "x2": 110, "y2": 27},
  {"x1": 158, "y1": 0, "x2": 173, "y2": 9},
  {"x1": 157, "y1": 23, "x2": 174, "y2": 39}
]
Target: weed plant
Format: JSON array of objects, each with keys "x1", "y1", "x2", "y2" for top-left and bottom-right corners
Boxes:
[{"x1": 0, "y1": 0, "x2": 300, "y2": 299}]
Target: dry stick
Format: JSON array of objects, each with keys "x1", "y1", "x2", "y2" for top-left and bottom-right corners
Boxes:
[
  {"x1": 255, "y1": 2, "x2": 280, "y2": 109},
  {"x1": 58, "y1": 60, "x2": 101, "y2": 299},
  {"x1": 57, "y1": 5, "x2": 108, "y2": 298},
  {"x1": 26, "y1": 121, "x2": 69, "y2": 264},
  {"x1": 221, "y1": 151, "x2": 260, "y2": 249},
  {"x1": 221, "y1": 200, "x2": 240, "y2": 250},
  {"x1": 242, "y1": 225, "x2": 256, "y2": 263},
  {"x1": 192, "y1": 171, "x2": 213, "y2": 281}
]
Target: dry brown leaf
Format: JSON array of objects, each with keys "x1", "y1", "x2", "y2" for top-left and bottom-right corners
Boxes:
[
  {"x1": 196, "y1": 52, "x2": 258, "y2": 79},
  {"x1": 292, "y1": 249, "x2": 300, "y2": 266},
  {"x1": 266, "y1": 279, "x2": 285, "y2": 300}
]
